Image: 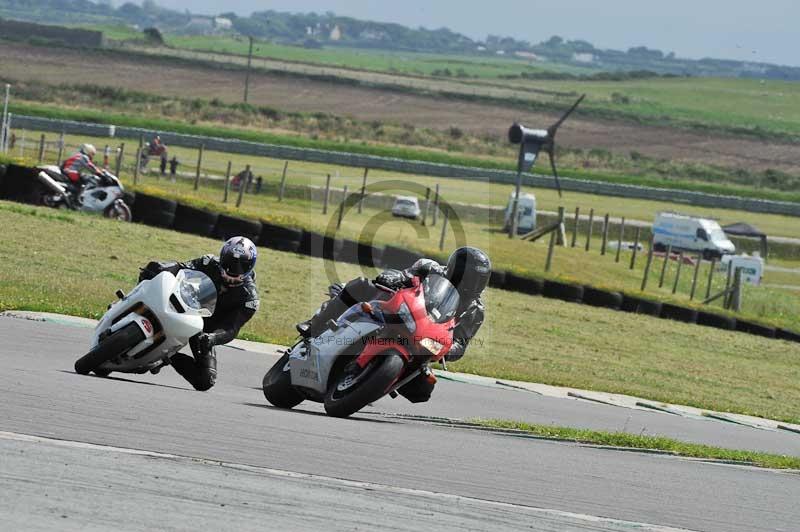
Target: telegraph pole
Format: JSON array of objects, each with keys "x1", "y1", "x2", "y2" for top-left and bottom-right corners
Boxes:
[
  {"x1": 1, "y1": 84, "x2": 10, "y2": 153},
  {"x1": 243, "y1": 36, "x2": 254, "y2": 103}
]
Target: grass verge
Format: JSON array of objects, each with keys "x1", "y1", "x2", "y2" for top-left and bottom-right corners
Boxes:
[
  {"x1": 9, "y1": 99, "x2": 800, "y2": 204},
  {"x1": 1, "y1": 200, "x2": 799, "y2": 423},
  {"x1": 471, "y1": 419, "x2": 800, "y2": 470}
]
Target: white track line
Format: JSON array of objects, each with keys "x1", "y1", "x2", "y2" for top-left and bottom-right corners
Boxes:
[{"x1": 0, "y1": 430, "x2": 698, "y2": 532}]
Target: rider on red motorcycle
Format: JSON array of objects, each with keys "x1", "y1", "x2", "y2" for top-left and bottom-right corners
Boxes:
[{"x1": 297, "y1": 246, "x2": 490, "y2": 403}]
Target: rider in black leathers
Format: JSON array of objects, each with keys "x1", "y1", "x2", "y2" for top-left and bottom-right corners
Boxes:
[
  {"x1": 139, "y1": 237, "x2": 260, "y2": 391},
  {"x1": 297, "y1": 247, "x2": 491, "y2": 403}
]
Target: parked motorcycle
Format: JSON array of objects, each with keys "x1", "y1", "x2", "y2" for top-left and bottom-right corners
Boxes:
[
  {"x1": 36, "y1": 165, "x2": 132, "y2": 221},
  {"x1": 262, "y1": 274, "x2": 459, "y2": 418},
  {"x1": 74, "y1": 270, "x2": 217, "y2": 377}
]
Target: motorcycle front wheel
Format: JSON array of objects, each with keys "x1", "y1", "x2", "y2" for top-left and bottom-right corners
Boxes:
[
  {"x1": 74, "y1": 323, "x2": 144, "y2": 376},
  {"x1": 262, "y1": 352, "x2": 305, "y2": 409},
  {"x1": 105, "y1": 201, "x2": 132, "y2": 222},
  {"x1": 324, "y1": 351, "x2": 405, "y2": 418}
]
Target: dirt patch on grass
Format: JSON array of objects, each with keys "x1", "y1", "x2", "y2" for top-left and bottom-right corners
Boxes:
[{"x1": 3, "y1": 41, "x2": 800, "y2": 173}]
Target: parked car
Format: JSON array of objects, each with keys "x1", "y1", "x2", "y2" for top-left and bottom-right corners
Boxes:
[
  {"x1": 503, "y1": 191, "x2": 536, "y2": 233},
  {"x1": 391, "y1": 196, "x2": 421, "y2": 219},
  {"x1": 653, "y1": 212, "x2": 735, "y2": 259}
]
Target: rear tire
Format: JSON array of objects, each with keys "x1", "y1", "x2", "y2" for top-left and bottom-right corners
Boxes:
[
  {"x1": 74, "y1": 323, "x2": 144, "y2": 376},
  {"x1": 324, "y1": 352, "x2": 405, "y2": 418},
  {"x1": 262, "y1": 352, "x2": 305, "y2": 409}
]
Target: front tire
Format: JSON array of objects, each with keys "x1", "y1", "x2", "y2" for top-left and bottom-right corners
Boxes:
[
  {"x1": 105, "y1": 201, "x2": 132, "y2": 222},
  {"x1": 262, "y1": 352, "x2": 305, "y2": 409},
  {"x1": 74, "y1": 323, "x2": 144, "y2": 376},
  {"x1": 324, "y1": 351, "x2": 405, "y2": 418}
]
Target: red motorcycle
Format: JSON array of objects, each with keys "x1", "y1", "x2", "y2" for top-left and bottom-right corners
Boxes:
[{"x1": 262, "y1": 274, "x2": 459, "y2": 418}]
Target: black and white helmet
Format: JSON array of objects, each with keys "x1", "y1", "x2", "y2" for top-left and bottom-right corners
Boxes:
[
  {"x1": 219, "y1": 236, "x2": 257, "y2": 286},
  {"x1": 445, "y1": 247, "x2": 491, "y2": 301}
]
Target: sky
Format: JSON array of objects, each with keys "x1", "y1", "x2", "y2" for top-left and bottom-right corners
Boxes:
[{"x1": 146, "y1": 0, "x2": 799, "y2": 67}]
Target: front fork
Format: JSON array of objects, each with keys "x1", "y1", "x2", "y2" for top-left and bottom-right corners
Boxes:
[{"x1": 387, "y1": 364, "x2": 437, "y2": 398}]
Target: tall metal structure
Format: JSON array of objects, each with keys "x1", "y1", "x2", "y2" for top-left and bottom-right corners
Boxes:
[{"x1": 506, "y1": 94, "x2": 585, "y2": 237}]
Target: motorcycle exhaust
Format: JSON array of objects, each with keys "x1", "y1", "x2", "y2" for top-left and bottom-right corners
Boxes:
[{"x1": 37, "y1": 171, "x2": 68, "y2": 196}]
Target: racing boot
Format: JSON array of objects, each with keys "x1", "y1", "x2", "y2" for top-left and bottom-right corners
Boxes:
[
  {"x1": 190, "y1": 334, "x2": 217, "y2": 391},
  {"x1": 170, "y1": 340, "x2": 217, "y2": 392}
]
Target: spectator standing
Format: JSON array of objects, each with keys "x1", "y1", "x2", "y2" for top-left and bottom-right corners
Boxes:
[
  {"x1": 169, "y1": 156, "x2": 179, "y2": 180},
  {"x1": 159, "y1": 154, "x2": 168, "y2": 176},
  {"x1": 255, "y1": 176, "x2": 263, "y2": 194}
]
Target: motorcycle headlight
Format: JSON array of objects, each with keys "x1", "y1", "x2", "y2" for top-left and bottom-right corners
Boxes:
[
  {"x1": 420, "y1": 337, "x2": 444, "y2": 356},
  {"x1": 179, "y1": 280, "x2": 201, "y2": 310},
  {"x1": 397, "y1": 302, "x2": 416, "y2": 334}
]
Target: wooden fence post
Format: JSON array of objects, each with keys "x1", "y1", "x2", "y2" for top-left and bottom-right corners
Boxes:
[
  {"x1": 37, "y1": 134, "x2": 45, "y2": 163},
  {"x1": 115, "y1": 142, "x2": 124, "y2": 177},
  {"x1": 556, "y1": 206, "x2": 566, "y2": 246},
  {"x1": 322, "y1": 173, "x2": 332, "y2": 215},
  {"x1": 629, "y1": 227, "x2": 641, "y2": 270},
  {"x1": 672, "y1": 252, "x2": 684, "y2": 294},
  {"x1": 585, "y1": 208, "x2": 594, "y2": 251},
  {"x1": 641, "y1": 238, "x2": 654, "y2": 291},
  {"x1": 658, "y1": 245, "x2": 672, "y2": 288},
  {"x1": 731, "y1": 268, "x2": 743, "y2": 312},
  {"x1": 706, "y1": 259, "x2": 717, "y2": 300},
  {"x1": 600, "y1": 213, "x2": 610, "y2": 255},
  {"x1": 236, "y1": 164, "x2": 249, "y2": 208},
  {"x1": 722, "y1": 260, "x2": 734, "y2": 308},
  {"x1": 545, "y1": 227, "x2": 557, "y2": 272},
  {"x1": 421, "y1": 186, "x2": 431, "y2": 226},
  {"x1": 432, "y1": 183, "x2": 440, "y2": 226},
  {"x1": 439, "y1": 209, "x2": 449, "y2": 251},
  {"x1": 57, "y1": 132, "x2": 65, "y2": 165},
  {"x1": 690, "y1": 254, "x2": 702, "y2": 300},
  {"x1": 278, "y1": 161, "x2": 288, "y2": 201},
  {"x1": 194, "y1": 144, "x2": 204, "y2": 191},
  {"x1": 136, "y1": 134, "x2": 144, "y2": 172},
  {"x1": 223, "y1": 161, "x2": 232, "y2": 203},
  {"x1": 358, "y1": 167, "x2": 368, "y2": 214},
  {"x1": 133, "y1": 146, "x2": 141, "y2": 185},
  {"x1": 571, "y1": 206, "x2": 580, "y2": 248},
  {"x1": 337, "y1": 185, "x2": 348, "y2": 229},
  {"x1": 615, "y1": 217, "x2": 626, "y2": 263}
]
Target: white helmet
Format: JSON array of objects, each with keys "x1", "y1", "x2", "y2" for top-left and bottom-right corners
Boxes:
[{"x1": 80, "y1": 143, "x2": 97, "y2": 159}]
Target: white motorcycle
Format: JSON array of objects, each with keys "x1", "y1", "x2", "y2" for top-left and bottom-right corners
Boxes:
[
  {"x1": 74, "y1": 270, "x2": 217, "y2": 377},
  {"x1": 36, "y1": 165, "x2": 132, "y2": 221}
]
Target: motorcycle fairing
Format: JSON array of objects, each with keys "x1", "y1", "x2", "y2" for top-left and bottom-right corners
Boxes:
[
  {"x1": 288, "y1": 318, "x2": 383, "y2": 394},
  {"x1": 92, "y1": 271, "x2": 205, "y2": 373}
]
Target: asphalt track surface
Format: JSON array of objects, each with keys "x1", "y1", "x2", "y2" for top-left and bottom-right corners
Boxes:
[{"x1": 1, "y1": 317, "x2": 798, "y2": 531}]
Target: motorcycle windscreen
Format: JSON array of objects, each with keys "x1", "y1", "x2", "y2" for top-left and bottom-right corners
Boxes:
[
  {"x1": 176, "y1": 270, "x2": 217, "y2": 317},
  {"x1": 336, "y1": 300, "x2": 385, "y2": 326},
  {"x1": 422, "y1": 274, "x2": 460, "y2": 323}
]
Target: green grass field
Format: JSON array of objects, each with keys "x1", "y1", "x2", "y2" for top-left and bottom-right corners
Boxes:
[
  {"x1": 27, "y1": 128, "x2": 800, "y2": 240},
  {"x1": 165, "y1": 35, "x2": 590, "y2": 79},
  {"x1": 10, "y1": 95, "x2": 800, "y2": 205},
  {"x1": 1, "y1": 200, "x2": 798, "y2": 423},
  {"x1": 131, "y1": 35, "x2": 800, "y2": 141}
]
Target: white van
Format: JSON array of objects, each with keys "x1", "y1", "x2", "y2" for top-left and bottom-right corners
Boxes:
[
  {"x1": 504, "y1": 192, "x2": 537, "y2": 234},
  {"x1": 652, "y1": 212, "x2": 735, "y2": 259}
]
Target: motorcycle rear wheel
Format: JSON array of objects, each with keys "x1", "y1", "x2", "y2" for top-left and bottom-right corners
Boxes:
[
  {"x1": 74, "y1": 323, "x2": 144, "y2": 376},
  {"x1": 262, "y1": 352, "x2": 305, "y2": 409},
  {"x1": 324, "y1": 351, "x2": 405, "y2": 418}
]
